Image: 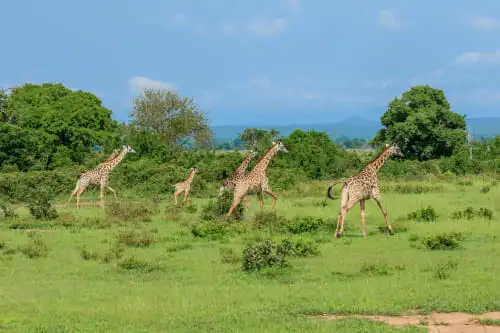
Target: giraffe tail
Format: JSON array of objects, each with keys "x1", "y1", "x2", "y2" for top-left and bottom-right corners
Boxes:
[{"x1": 327, "y1": 179, "x2": 347, "y2": 200}]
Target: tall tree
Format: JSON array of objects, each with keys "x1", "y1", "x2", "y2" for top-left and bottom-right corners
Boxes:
[
  {"x1": 239, "y1": 128, "x2": 280, "y2": 151},
  {"x1": 128, "y1": 88, "x2": 211, "y2": 150},
  {"x1": 372, "y1": 85, "x2": 466, "y2": 160}
]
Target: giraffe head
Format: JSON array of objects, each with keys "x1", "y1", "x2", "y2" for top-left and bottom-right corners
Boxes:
[
  {"x1": 385, "y1": 143, "x2": 404, "y2": 158},
  {"x1": 191, "y1": 167, "x2": 199, "y2": 174},
  {"x1": 123, "y1": 145, "x2": 136, "y2": 153},
  {"x1": 272, "y1": 140, "x2": 288, "y2": 153},
  {"x1": 250, "y1": 148, "x2": 259, "y2": 158}
]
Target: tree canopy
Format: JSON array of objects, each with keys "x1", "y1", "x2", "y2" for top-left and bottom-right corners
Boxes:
[
  {"x1": 372, "y1": 85, "x2": 466, "y2": 160},
  {"x1": 128, "y1": 88, "x2": 212, "y2": 150}
]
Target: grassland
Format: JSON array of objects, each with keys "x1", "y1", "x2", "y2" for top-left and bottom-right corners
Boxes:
[{"x1": 1, "y1": 176, "x2": 500, "y2": 332}]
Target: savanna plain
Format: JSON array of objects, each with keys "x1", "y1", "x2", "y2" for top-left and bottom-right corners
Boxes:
[{"x1": 1, "y1": 177, "x2": 500, "y2": 333}]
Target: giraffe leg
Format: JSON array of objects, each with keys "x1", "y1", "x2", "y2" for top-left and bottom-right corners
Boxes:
[
  {"x1": 263, "y1": 190, "x2": 278, "y2": 209},
  {"x1": 183, "y1": 190, "x2": 189, "y2": 203},
  {"x1": 76, "y1": 188, "x2": 85, "y2": 209},
  {"x1": 99, "y1": 185, "x2": 105, "y2": 208},
  {"x1": 67, "y1": 188, "x2": 77, "y2": 207},
  {"x1": 373, "y1": 197, "x2": 393, "y2": 234},
  {"x1": 335, "y1": 187, "x2": 349, "y2": 237},
  {"x1": 106, "y1": 186, "x2": 117, "y2": 202},
  {"x1": 174, "y1": 190, "x2": 181, "y2": 205},
  {"x1": 228, "y1": 190, "x2": 245, "y2": 216},
  {"x1": 257, "y1": 192, "x2": 264, "y2": 210},
  {"x1": 360, "y1": 199, "x2": 367, "y2": 238},
  {"x1": 243, "y1": 196, "x2": 250, "y2": 210},
  {"x1": 340, "y1": 201, "x2": 357, "y2": 235}
]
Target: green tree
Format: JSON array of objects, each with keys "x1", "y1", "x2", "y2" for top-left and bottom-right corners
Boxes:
[
  {"x1": 128, "y1": 88, "x2": 211, "y2": 150},
  {"x1": 373, "y1": 85, "x2": 466, "y2": 160},
  {"x1": 8, "y1": 83, "x2": 119, "y2": 162},
  {"x1": 239, "y1": 128, "x2": 280, "y2": 151}
]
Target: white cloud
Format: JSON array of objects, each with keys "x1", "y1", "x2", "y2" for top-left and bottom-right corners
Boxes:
[
  {"x1": 171, "y1": 13, "x2": 187, "y2": 26},
  {"x1": 246, "y1": 18, "x2": 288, "y2": 37},
  {"x1": 377, "y1": 9, "x2": 400, "y2": 30},
  {"x1": 128, "y1": 76, "x2": 176, "y2": 94},
  {"x1": 454, "y1": 50, "x2": 500, "y2": 66},
  {"x1": 467, "y1": 15, "x2": 500, "y2": 31}
]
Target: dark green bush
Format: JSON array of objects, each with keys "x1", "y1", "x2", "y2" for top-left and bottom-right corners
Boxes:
[
  {"x1": 407, "y1": 206, "x2": 437, "y2": 222},
  {"x1": 421, "y1": 232, "x2": 463, "y2": 250},
  {"x1": 191, "y1": 221, "x2": 227, "y2": 240},
  {"x1": 286, "y1": 216, "x2": 326, "y2": 234},
  {"x1": 242, "y1": 239, "x2": 290, "y2": 272},
  {"x1": 25, "y1": 188, "x2": 58, "y2": 220},
  {"x1": 451, "y1": 207, "x2": 493, "y2": 220}
]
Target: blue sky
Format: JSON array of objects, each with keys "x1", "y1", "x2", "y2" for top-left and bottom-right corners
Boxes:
[{"x1": 1, "y1": 0, "x2": 500, "y2": 126}]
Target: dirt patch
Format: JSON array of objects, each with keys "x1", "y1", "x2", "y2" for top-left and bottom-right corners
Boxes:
[{"x1": 311, "y1": 312, "x2": 500, "y2": 332}]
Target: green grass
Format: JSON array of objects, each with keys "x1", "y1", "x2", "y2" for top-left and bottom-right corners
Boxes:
[{"x1": 1, "y1": 177, "x2": 500, "y2": 332}]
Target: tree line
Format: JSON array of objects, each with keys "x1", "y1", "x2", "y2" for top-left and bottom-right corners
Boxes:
[{"x1": 0, "y1": 82, "x2": 499, "y2": 201}]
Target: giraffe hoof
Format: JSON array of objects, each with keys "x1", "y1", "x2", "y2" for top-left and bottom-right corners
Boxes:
[{"x1": 335, "y1": 233, "x2": 342, "y2": 238}]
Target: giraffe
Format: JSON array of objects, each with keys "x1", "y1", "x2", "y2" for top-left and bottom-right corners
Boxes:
[
  {"x1": 326, "y1": 143, "x2": 404, "y2": 238},
  {"x1": 218, "y1": 148, "x2": 259, "y2": 208},
  {"x1": 67, "y1": 145, "x2": 136, "y2": 208},
  {"x1": 227, "y1": 141, "x2": 288, "y2": 216},
  {"x1": 172, "y1": 167, "x2": 199, "y2": 205}
]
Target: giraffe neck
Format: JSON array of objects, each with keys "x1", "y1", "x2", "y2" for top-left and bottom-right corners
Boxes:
[
  {"x1": 101, "y1": 150, "x2": 127, "y2": 173},
  {"x1": 234, "y1": 153, "x2": 254, "y2": 174},
  {"x1": 365, "y1": 147, "x2": 391, "y2": 173},
  {"x1": 249, "y1": 145, "x2": 277, "y2": 175},
  {"x1": 185, "y1": 170, "x2": 196, "y2": 184}
]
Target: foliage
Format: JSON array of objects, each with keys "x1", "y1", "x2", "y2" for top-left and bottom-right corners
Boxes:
[
  {"x1": 241, "y1": 239, "x2": 290, "y2": 272},
  {"x1": 25, "y1": 187, "x2": 58, "y2": 220},
  {"x1": 406, "y1": 206, "x2": 437, "y2": 222},
  {"x1": 451, "y1": 207, "x2": 493, "y2": 220},
  {"x1": 373, "y1": 85, "x2": 466, "y2": 161},
  {"x1": 421, "y1": 232, "x2": 463, "y2": 250},
  {"x1": 128, "y1": 88, "x2": 211, "y2": 150}
]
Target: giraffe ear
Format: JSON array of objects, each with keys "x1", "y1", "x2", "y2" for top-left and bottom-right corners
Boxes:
[
  {"x1": 272, "y1": 141, "x2": 276, "y2": 145},
  {"x1": 385, "y1": 143, "x2": 390, "y2": 147}
]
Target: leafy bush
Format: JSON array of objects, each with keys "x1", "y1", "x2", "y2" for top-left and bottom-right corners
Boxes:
[
  {"x1": 421, "y1": 232, "x2": 463, "y2": 250},
  {"x1": 19, "y1": 234, "x2": 49, "y2": 258},
  {"x1": 191, "y1": 221, "x2": 227, "y2": 240},
  {"x1": 434, "y1": 257, "x2": 459, "y2": 280},
  {"x1": 286, "y1": 216, "x2": 326, "y2": 234},
  {"x1": 105, "y1": 201, "x2": 157, "y2": 222},
  {"x1": 406, "y1": 206, "x2": 437, "y2": 222},
  {"x1": 116, "y1": 229, "x2": 156, "y2": 247},
  {"x1": 117, "y1": 256, "x2": 164, "y2": 272},
  {"x1": 252, "y1": 211, "x2": 289, "y2": 231},
  {"x1": 280, "y1": 237, "x2": 320, "y2": 257},
  {"x1": 0, "y1": 200, "x2": 18, "y2": 219},
  {"x1": 242, "y1": 239, "x2": 290, "y2": 272},
  {"x1": 80, "y1": 248, "x2": 98, "y2": 261},
  {"x1": 451, "y1": 207, "x2": 493, "y2": 220},
  {"x1": 219, "y1": 247, "x2": 240, "y2": 264},
  {"x1": 25, "y1": 188, "x2": 58, "y2": 220}
]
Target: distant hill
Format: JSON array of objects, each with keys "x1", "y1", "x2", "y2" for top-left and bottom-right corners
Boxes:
[{"x1": 211, "y1": 117, "x2": 500, "y2": 141}]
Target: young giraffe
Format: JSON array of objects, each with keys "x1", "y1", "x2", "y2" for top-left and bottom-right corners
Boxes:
[
  {"x1": 67, "y1": 145, "x2": 136, "y2": 208},
  {"x1": 327, "y1": 143, "x2": 404, "y2": 238},
  {"x1": 172, "y1": 167, "x2": 199, "y2": 205},
  {"x1": 227, "y1": 141, "x2": 288, "y2": 216},
  {"x1": 218, "y1": 148, "x2": 259, "y2": 208}
]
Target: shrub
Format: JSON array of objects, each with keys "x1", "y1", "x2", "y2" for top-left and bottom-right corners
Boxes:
[
  {"x1": 281, "y1": 237, "x2": 320, "y2": 257},
  {"x1": 117, "y1": 256, "x2": 164, "y2": 272},
  {"x1": 191, "y1": 221, "x2": 227, "y2": 240},
  {"x1": 421, "y1": 232, "x2": 463, "y2": 250},
  {"x1": 165, "y1": 243, "x2": 192, "y2": 253},
  {"x1": 434, "y1": 257, "x2": 459, "y2": 280},
  {"x1": 25, "y1": 188, "x2": 58, "y2": 220},
  {"x1": 116, "y1": 229, "x2": 156, "y2": 247},
  {"x1": 286, "y1": 216, "x2": 325, "y2": 234},
  {"x1": 406, "y1": 206, "x2": 437, "y2": 222},
  {"x1": 385, "y1": 183, "x2": 443, "y2": 194},
  {"x1": 80, "y1": 248, "x2": 98, "y2": 261},
  {"x1": 242, "y1": 239, "x2": 290, "y2": 272},
  {"x1": 105, "y1": 202, "x2": 157, "y2": 222},
  {"x1": 19, "y1": 234, "x2": 49, "y2": 258},
  {"x1": 0, "y1": 200, "x2": 18, "y2": 219},
  {"x1": 252, "y1": 211, "x2": 289, "y2": 231},
  {"x1": 451, "y1": 207, "x2": 493, "y2": 220}
]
